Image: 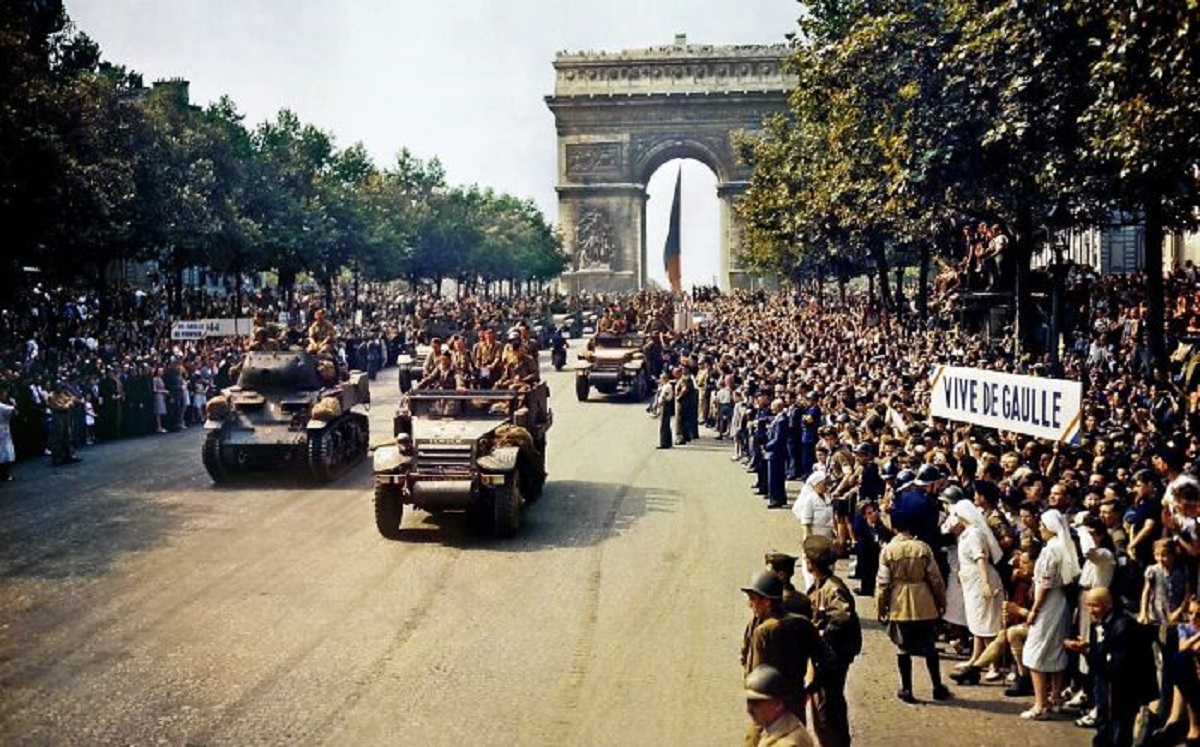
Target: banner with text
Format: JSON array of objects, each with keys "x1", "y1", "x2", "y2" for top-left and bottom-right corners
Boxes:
[{"x1": 929, "y1": 365, "x2": 1083, "y2": 443}]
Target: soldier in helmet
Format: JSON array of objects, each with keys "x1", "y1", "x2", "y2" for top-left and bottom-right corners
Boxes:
[
  {"x1": 744, "y1": 665, "x2": 816, "y2": 747},
  {"x1": 740, "y1": 569, "x2": 829, "y2": 745},
  {"x1": 248, "y1": 312, "x2": 283, "y2": 351},
  {"x1": 803, "y1": 535, "x2": 860, "y2": 747}
]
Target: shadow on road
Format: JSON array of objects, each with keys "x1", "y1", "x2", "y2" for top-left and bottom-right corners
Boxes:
[
  {"x1": 380, "y1": 479, "x2": 679, "y2": 551},
  {"x1": 0, "y1": 487, "x2": 201, "y2": 580}
]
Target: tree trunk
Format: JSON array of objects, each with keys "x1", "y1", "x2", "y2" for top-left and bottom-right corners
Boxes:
[
  {"x1": 1144, "y1": 201, "x2": 1167, "y2": 374},
  {"x1": 917, "y1": 239, "x2": 931, "y2": 321},
  {"x1": 1015, "y1": 204, "x2": 1037, "y2": 355},
  {"x1": 95, "y1": 262, "x2": 110, "y2": 326},
  {"x1": 234, "y1": 271, "x2": 243, "y2": 317},
  {"x1": 871, "y1": 238, "x2": 892, "y2": 311},
  {"x1": 894, "y1": 263, "x2": 905, "y2": 312}
]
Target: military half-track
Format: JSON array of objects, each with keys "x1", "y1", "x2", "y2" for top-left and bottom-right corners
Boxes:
[
  {"x1": 372, "y1": 383, "x2": 551, "y2": 539},
  {"x1": 202, "y1": 351, "x2": 371, "y2": 483},
  {"x1": 574, "y1": 333, "x2": 651, "y2": 402}
]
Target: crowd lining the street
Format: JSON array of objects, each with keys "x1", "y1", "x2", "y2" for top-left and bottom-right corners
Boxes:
[
  {"x1": 629, "y1": 271, "x2": 1200, "y2": 747},
  {"x1": 2, "y1": 266, "x2": 1200, "y2": 747}
]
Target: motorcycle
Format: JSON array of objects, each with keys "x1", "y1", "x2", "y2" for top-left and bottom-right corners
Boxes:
[{"x1": 551, "y1": 330, "x2": 569, "y2": 371}]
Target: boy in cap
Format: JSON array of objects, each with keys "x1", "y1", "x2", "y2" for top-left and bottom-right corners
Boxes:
[
  {"x1": 803, "y1": 535, "x2": 860, "y2": 747},
  {"x1": 766, "y1": 551, "x2": 813, "y2": 619}
]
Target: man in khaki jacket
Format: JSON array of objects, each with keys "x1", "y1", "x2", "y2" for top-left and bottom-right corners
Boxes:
[{"x1": 875, "y1": 509, "x2": 952, "y2": 703}]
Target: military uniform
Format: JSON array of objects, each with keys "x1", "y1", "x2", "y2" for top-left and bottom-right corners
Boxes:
[
  {"x1": 307, "y1": 317, "x2": 336, "y2": 355},
  {"x1": 804, "y1": 536, "x2": 859, "y2": 747}
]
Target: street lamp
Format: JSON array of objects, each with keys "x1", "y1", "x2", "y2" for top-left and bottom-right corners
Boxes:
[{"x1": 1048, "y1": 231, "x2": 1068, "y2": 376}]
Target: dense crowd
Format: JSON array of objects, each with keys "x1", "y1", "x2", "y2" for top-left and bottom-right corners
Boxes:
[
  {"x1": 0, "y1": 279, "x2": 594, "y2": 473},
  {"x1": 622, "y1": 273, "x2": 1199, "y2": 747},
  {"x1": 3, "y1": 265, "x2": 1199, "y2": 746}
]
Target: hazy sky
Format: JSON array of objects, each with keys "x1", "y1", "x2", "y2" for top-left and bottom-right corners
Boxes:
[{"x1": 65, "y1": 1, "x2": 799, "y2": 288}]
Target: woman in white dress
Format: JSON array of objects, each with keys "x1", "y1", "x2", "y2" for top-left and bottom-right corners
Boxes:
[
  {"x1": 946, "y1": 499, "x2": 1004, "y2": 685},
  {"x1": 0, "y1": 385, "x2": 15, "y2": 482},
  {"x1": 1020, "y1": 508, "x2": 1080, "y2": 720}
]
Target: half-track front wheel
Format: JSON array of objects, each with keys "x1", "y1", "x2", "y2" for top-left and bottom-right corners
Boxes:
[
  {"x1": 374, "y1": 482, "x2": 404, "y2": 539},
  {"x1": 631, "y1": 373, "x2": 647, "y2": 402},
  {"x1": 574, "y1": 374, "x2": 589, "y2": 402},
  {"x1": 492, "y1": 472, "x2": 522, "y2": 538},
  {"x1": 202, "y1": 431, "x2": 228, "y2": 484}
]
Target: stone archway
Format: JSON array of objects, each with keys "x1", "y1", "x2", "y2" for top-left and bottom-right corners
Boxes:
[{"x1": 545, "y1": 36, "x2": 792, "y2": 292}]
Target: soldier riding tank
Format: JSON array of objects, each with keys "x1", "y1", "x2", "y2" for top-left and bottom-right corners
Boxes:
[{"x1": 202, "y1": 350, "x2": 370, "y2": 482}]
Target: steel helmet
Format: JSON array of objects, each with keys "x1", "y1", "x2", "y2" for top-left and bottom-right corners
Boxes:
[
  {"x1": 740, "y1": 570, "x2": 783, "y2": 600},
  {"x1": 939, "y1": 484, "x2": 965, "y2": 505},
  {"x1": 744, "y1": 664, "x2": 789, "y2": 701}
]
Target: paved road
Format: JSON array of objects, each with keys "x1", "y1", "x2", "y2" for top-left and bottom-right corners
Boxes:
[{"x1": 0, "y1": 354, "x2": 1092, "y2": 746}]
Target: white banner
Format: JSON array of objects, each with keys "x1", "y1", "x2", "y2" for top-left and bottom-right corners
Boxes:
[
  {"x1": 929, "y1": 365, "x2": 1083, "y2": 443},
  {"x1": 202, "y1": 318, "x2": 253, "y2": 337},
  {"x1": 170, "y1": 321, "x2": 206, "y2": 340}
]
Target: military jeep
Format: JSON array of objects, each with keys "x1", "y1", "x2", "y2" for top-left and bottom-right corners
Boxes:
[
  {"x1": 372, "y1": 383, "x2": 551, "y2": 539},
  {"x1": 574, "y1": 333, "x2": 651, "y2": 402}
]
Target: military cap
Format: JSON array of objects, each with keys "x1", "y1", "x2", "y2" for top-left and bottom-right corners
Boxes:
[
  {"x1": 741, "y1": 570, "x2": 783, "y2": 599},
  {"x1": 764, "y1": 551, "x2": 798, "y2": 572},
  {"x1": 802, "y1": 535, "x2": 837, "y2": 567}
]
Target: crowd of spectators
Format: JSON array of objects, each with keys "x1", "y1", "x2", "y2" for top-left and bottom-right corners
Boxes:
[
  {"x1": 0, "y1": 277, "x2": 590, "y2": 472},
  {"x1": 623, "y1": 270, "x2": 1200, "y2": 746},
  {"x1": 5, "y1": 261, "x2": 1200, "y2": 745}
]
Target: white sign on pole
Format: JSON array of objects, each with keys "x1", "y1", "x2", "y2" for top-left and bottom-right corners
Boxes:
[
  {"x1": 202, "y1": 318, "x2": 253, "y2": 337},
  {"x1": 928, "y1": 365, "x2": 1084, "y2": 443},
  {"x1": 170, "y1": 321, "x2": 206, "y2": 340}
]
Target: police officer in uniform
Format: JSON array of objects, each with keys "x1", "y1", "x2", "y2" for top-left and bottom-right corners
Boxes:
[{"x1": 764, "y1": 398, "x2": 789, "y2": 508}]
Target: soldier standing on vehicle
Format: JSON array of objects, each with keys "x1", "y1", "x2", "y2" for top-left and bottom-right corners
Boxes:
[{"x1": 471, "y1": 328, "x2": 501, "y2": 386}]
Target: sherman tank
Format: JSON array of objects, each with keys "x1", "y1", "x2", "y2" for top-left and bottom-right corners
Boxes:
[
  {"x1": 202, "y1": 350, "x2": 371, "y2": 483},
  {"x1": 372, "y1": 382, "x2": 551, "y2": 539}
]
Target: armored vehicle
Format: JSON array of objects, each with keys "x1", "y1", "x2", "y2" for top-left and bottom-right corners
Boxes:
[
  {"x1": 574, "y1": 333, "x2": 651, "y2": 402},
  {"x1": 372, "y1": 383, "x2": 551, "y2": 539},
  {"x1": 202, "y1": 351, "x2": 370, "y2": 483}
]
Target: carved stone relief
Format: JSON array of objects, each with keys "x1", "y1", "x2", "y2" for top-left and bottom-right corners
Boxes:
[
  {"x1": 565, "y1": 142, "x2": 623, "y2": 179},
  {"x1": 574, "y1": 208, "x2": 616, "y2": 270}
]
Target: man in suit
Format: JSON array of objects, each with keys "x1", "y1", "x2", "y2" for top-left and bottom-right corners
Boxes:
[
  {"x1": 764, "y1": 398, "x2": 789, "y2": 508},
  {"x1": 1065, "y1": 587, "x2": 1158, "y2": 747}
]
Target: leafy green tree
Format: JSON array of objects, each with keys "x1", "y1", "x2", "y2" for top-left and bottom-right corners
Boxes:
[{"x1": 1069, "y1": 0, "x2": 1200, "y2": 371}]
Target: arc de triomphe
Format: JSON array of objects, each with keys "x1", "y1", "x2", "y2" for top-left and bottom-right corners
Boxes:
[{"x1": 545, "y1": 37, "x2": 793, "y2": 292}]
